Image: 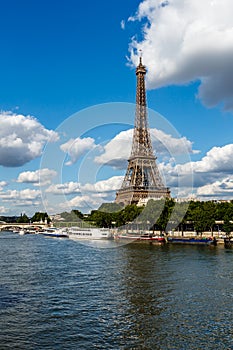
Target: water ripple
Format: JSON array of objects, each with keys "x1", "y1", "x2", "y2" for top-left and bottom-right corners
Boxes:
[{"x1": 0, "y1": 232, "x2": 232, "y2": 349}]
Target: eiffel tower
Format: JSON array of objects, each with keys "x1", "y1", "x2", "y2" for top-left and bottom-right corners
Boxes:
[{"x1": 115, "y1": 57, "x2": 170, "y2": 205}]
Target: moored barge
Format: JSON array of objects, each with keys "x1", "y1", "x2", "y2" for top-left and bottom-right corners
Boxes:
[
  {"x1": 115, "y1": 233, "x2": 166, "y2": 244},
  {"x1": 167, "y1": 237, "x2": 217, "y2": 246}
]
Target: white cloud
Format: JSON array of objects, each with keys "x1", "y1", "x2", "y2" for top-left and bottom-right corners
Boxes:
[
  {"x1": 168, "y1": 143, "x2": 233, "y2": 184},
  {"x1": 52, "y1": 176, "x2": 124, "y2": 212},
  {"x1": 45, "y1": 177, "x2": 123, "y2": 212},
  {"x1": 82, "y1": 176, "x2": 124, "y2": 193},
  {"x1": 17, "y1": 168, "x2": 57, "y2": 186},
  {"x1": 129, "y1": 0, "x2": 233, "y2": 110},
  {"x1": 60, "y1": 137, "x2": 97, "y2": 165},
  {"x1": 0, "y1": 189, "x2": 42, "y2": 209},
  {"x1": 162, "y1": 143, "x2": 233, "y2": 198},
  {"x1": 0, "y1": 206, "x2": 7, "y2": 214},
  {"x1": 0, "y1": 181, "x2": 8, "y2": 191},
  {"x1": 95, "y1": 130, "x2": 132, "y2": 168},
  {"x1": 46, "y1": 176, "x2": 123, "y2": 210},
  {"x1": 197, "y1": 177, "x2": 233, "y2": 198},
  {"x1": 0, "y1": 112, "x2": 59, "y2": 167},
  {"x1": 0, "y1": 189, "x2": 41, "y2": 201},
  {"x1": 95, "y1": 128, "x2": 197, "y2": 168},
  {"x1": 193, "y1": 144, "x2": 233, "y2": 173},
  {"x1": 120, "y1": 20, "x2": 125, "y2": 30},
  {"x1": 46, "y1": 182, "x2": 81, "y2": 195},
  {"x1": 59, "y1": 194, "x2": 103, "y2": 210},
  {"x1": 14, "y1": 201, "x2": 41, "y2": 208},
  {"x1": 151, "y1": 128, "x2": 199, "y2": 156}
]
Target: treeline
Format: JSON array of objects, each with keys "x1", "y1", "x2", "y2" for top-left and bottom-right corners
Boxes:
[
  {"x1": 183, "y1": 200, "x2": 233, "y2": 234},
  {"x1": 0, "y1": 212, "x2": 51, "y2": 224},
  {"x1": 85, "y1": 200, "x2": 178, "y2": 231},
  {"x1": 84, "y1": 199, "x2": 233, "y2": 234},
  {"x1": 2, "y1": 200, "x2": 233, "y2": 234}
]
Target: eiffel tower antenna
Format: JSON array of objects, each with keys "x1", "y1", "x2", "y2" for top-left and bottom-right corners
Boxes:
[{"x1": 115, "y1": 57, "x2": 170, "y2": 205}]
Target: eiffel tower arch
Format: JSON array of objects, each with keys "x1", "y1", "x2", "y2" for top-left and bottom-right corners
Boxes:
[{"x1": 115, "y1": 58, "x2": 170, "y2": 206}]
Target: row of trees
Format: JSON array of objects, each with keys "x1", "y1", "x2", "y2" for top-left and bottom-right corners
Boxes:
[
  {"x1": 2, "y1": 200, "x2": 233, "y2": 234},
  {"x1": 15, "y1": 212, "x2": 51, "y2": 224},
  {"x1": 183, "y1": 200, "x2": 233, "y2": 234},
  {"x1": 59, "y1": 210, "x2": 83, "y2": 222},
  {"x1": 84, "y1": 199, "x2": 233, "y2": 235}
]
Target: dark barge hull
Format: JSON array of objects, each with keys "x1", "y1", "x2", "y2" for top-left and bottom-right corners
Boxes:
[{"x1": 167, "y1": 237, "x2": 217, "y2": 245}]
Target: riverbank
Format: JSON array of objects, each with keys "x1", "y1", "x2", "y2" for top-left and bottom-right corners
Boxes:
[{"x1": 113, "y1": 229, "x2": 226, "y2": 243}]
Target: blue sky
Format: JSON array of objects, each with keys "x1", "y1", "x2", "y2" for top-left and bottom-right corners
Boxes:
[{"x1": 0, "y1": 0, "x2": 233, "y2": 216}]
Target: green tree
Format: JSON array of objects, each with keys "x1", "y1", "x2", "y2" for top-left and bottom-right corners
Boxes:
[
  {"x1": 222, "y1": 213, "x2": 233, "y2": 236},
  {"x1": 98, "y1": 202, "x2": 123, "y2": 213},
  {"x1": 190, "y1": 202, "x2": 215, "y2": 235},
  {"x1": 120, "y1": 204, "x2": 143, "y2": 226},
  {"x1": 139, "y1": 199, "x2": 165, "y2": 231},
  {"x1": 156, "y1": 199, "x2": 175, "y2": 233},
  {"x1": 31, "y1": 212, "x2": 50, "y2": 223},
  {"x1": 71, "y1": 210, "x2": 83, "y2": 220},
  {"x1": 168, "y1": 201, "x2": 189, "y2": 236},
  {"x1": 202, "y1": 201, "x2": 216, "y2": 235},
  {"x1": 88, "y1": 210, "x2": 113, "y2": 228},
  {"x1": 17, "y1": 213, "x2": 29, "y2": 223}
]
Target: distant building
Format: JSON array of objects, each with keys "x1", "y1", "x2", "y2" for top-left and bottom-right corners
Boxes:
[
  {"x1": 174, "y1": 196, "x2": 198, "y2": 203},
  {"x1": 50, "y1": 214, "x2": 64, "y2": 222}
]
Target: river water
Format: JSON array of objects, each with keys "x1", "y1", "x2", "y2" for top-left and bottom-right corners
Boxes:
[{"x1": 0, "y1": 231, "x2": 232, "y2": 349}]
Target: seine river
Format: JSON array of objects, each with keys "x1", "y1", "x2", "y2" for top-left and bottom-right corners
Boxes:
[{"x1": 0, "y1": 231, "x2": 233, "y2": 350}]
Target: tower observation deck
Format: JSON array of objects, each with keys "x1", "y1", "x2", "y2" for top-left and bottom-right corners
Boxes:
[{"x1": 115, "y1": 58, "x2": 170, "y2": 205}]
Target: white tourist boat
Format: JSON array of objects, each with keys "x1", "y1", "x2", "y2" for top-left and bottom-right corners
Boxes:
[
  {"x1": 18, "y1": 229, "x2": 25, "y2": 235},
  {"x1": 67, "y1": 227, "x2": 112, "y2": 240},
  {"x1": 42, "y1": 228, "x2": 69, "y2": 238}
]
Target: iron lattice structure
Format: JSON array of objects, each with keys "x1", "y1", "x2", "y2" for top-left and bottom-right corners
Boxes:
[{"x1": 115, "y1": 58, "x2": 170, "y2": 205}]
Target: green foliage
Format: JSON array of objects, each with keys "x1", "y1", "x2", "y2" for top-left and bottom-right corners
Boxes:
[
  {"x1": 98, "y1": 202, "x2": 123, "y2": 213},
  {"x1": 167, "y1": 201, "x2": 189, "y2": 231},
  {"x1": 17, "y1": 213, "x2": 29, "y2": 223},
  {"x1": 191, "y1": 206, "x2": 207, "y2": 234},
  {"x1": 215, "y1": 201, "x2": 233, "y2": 220},
  {"x1": 139, "y1": 199, "x2": 166, "y2": 229},
  {"x1": 0, "y1": 216, "x2": 19, "y2": 223},
  {"x1": 31, "y1": 212, "x2": 50, "y2": 223},
  {"x1": 59, "y1": 211, "x2": 82, "y2": 222},
  {"x1": 84, "y1": 199, "x2": 233, "y2": 233},
  {"x1": 88, "y1": 210, "x2": 113, "y2": 228},
  {"x1": 71, "y1": 210, "x2": 84, "y2": 219},
  {"x1": 222, "y1": 216, "x2": 233, "y2": 235},
  {"x1": 184, "y1": 200, "x2": 233, "y2": 234},
  {"x1": 121, "y1": 204, "x2": 143, "y2": 223},
  {"x1": 2, "y1": 200, "x2": 233, "y2": 234},
  {"x1": 87, "y1": 204, "x2": 143, "y2": 228}
]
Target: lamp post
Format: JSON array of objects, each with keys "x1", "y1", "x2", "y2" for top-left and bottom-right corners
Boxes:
[{"x1": 216, "y1": 225, "x2": 220, "y2": 237}]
